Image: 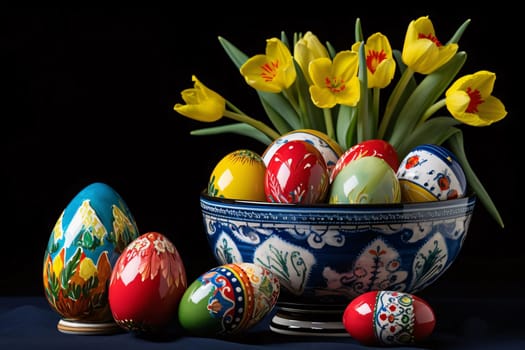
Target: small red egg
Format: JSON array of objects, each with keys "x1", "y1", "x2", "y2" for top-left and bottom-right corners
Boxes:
[
  {"x1": 264, "y1": 140, "x2": 329, "y2": 204},
  {"x1": 108, "y1": 232, "x2": 188, "y2": 334},
  {"x1": 331, "y1": 139, "x2": 399, "y2": 183},
  {"x1": 342, "y1": 290, "x2": 435, "y2": 346}
]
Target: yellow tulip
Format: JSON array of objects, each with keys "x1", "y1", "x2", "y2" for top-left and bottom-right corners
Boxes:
[
  {"x1": 174, "y1": 75, "x2": 226, "y2": 122},
  {"x1": 240, "y1": 38, "x2": 296, "y2": 93},
  {"x1": 294, "y1": 31, "x2": 330, "y2": 85},
  {"x1": 401, "y1": 16, "x2": 458, "y2": 75},
  {"x1": 308, "y1": 50, "x2": 361, "y2": 108},
  {"x1": 352, "y1": 33, "x2": 396, "y2": 89},
  {"x1": 445, "y1": 70, "x2": 507, "y2": 126}
]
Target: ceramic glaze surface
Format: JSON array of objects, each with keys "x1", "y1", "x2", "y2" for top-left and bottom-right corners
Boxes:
[
  {"x1": 342, "y1": 290, "x2": 436, "y2": 346},
  {"x1": 108, "y1": 231, "x2": 187, "y2": 334},
  {"x1": 42, "y1": 182, "x2": 140, "y2": 328},
  {"x1": 200, "y1": 193, "x2": 475, "y2": 308},
  {"x1": 329, "y1": 156, "x2": 401, "y2": 204},
  {"x1": 265, "y1": 140, "x2": 329, "y2": 204},
  {"x1": 262, "y1": 129, "x2": 343, "y2": 175},
  {"x1": 178, "y1": 262, "x2": 280, "y2": 336},
  {"x1": 330, "y1": 139, "x2": 399, "y2": 183},
  {"x1": 397, "y1": 144, "x2": 467, "y2": 202},
  {"x1": 208, "y1": 149, "x2": 267, "y2": 201}
]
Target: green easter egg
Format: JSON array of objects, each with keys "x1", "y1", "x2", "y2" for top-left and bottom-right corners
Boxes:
[
  {"x1": 177, "y1": 274, "x2": 225, "y2": 336},
  {"x1": 329, "y1": 156, "x2": 401, "y2": 204}
]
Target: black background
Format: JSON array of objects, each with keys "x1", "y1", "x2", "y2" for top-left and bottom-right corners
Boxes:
[{"x1": 2, "y1": 7, "x2": 521, "y2": 297}]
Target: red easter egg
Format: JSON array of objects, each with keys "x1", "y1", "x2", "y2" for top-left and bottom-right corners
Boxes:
[
  {"x1": 342, "y1": 290, "x2": 435, "y2": 346},
  {"x1": 330, "y1": 139, "x2": 399, "y2": 183},
  {"x1": 264, "y1": 140, "x2": 329, "y2": 204},
  {"x1": 108, "y1": 232, "x2": 188, "y2": 334}
]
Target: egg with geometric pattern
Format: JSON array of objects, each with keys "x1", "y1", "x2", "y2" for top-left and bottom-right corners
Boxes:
[
  {"x1": 342, "y1": 290, "x2": 436, "y2": 346},
  {"x1": 178, "y1": 262, "x2": 280, "y2": 337}
]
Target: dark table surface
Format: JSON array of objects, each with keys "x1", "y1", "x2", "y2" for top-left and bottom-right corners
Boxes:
[{"x1": 2, "y1": 289, "x2": 524, "y2": 350}]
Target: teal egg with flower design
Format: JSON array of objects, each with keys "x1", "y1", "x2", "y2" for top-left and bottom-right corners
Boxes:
[{"x1": 42, "y1": 182, "x2": 140, "y2": 334}]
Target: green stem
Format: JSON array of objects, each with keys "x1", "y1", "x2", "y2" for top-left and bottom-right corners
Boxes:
[
  {"x1": 323, "y1": 108, "x2": 335, "y2": 140},
  {"x1": 223, "y1": 110, "x2": 281, "y2": 141},
  {"x1": 282, "y1": 88, "x2": 301, "y2": 119},
  {"x1": 372, "y1": 87, "x2": 380, "y2": 138},
  {"x1": 417, "y1": 98, "x2": 446, "y2": 127},
  {"x1": 378, "y1": 67, "x2": 415, "y2": 139}
]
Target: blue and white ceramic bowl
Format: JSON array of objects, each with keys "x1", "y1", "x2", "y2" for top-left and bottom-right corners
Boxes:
[{"x1": 200, "y1": 193, "x2": 476, "y2": 335}]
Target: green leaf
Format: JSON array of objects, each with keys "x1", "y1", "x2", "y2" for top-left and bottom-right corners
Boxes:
[
  {"x1": 446, "y1": 129, "x2": 504, "y2": 228},
  {"x1": 354, "y1": 18, "x2": 363, "y2": 42},
  {"x1": 378, "y1": 51, "x2": 417, "y2": 140},
  {"x1": 190, "y1": 123, "x2": 273, "y2": 146},
  {"x1": 447, "y1": 19, "x2": 471, "y2": 44},
  {"x1": 218, "y1": 36, "x2": 249, "y2": 69},
  {"x1": 388, "y1": 51, "x2": 467, "y2": 148},
  {"x1": 259, "y1": 91, "x2": 301, "y2": 131},
  {"x1": 390, "y1": 50, "x2": 417, "y2": 116},
  {"x1": 336, "y1": 105, "x2": 357, "y2": 150},
  {"x1": 280, "y1": 31, "x2": 290, "y2": 48},
  {"x1": 396, "y1": 116, "x2": 461, "y2": 159},
  {"x1": 326, "y1": 41, "x2": 337, "y2": 58},
  {"x1": 357, "y1": 42, "x2": 371, "y2": 143},
  {"x1": 292, "y1": 59, "x2": 325, "y2": 131}
]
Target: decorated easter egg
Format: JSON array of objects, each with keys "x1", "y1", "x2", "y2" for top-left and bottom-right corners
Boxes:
[
  {"x1": 178, "y1": 262, "x2": 280, "y2": 337},
  {"x1": 42, "y1": 182, "x2": 140, "y2": 334},
  {"x1": 262, "y1": 129, "x2": 343, "y2": 176},
  {"x1": 330, "y1": 139, "x2": 399, "y2": 183},
  {"x1": 108, "y1": 231, "x2": 187, "y2": 334},
  {"x1": 265, "y1": 140, "x2": 329, "y2": 204},
  {"x1": 329, "y1": 156, "x2": 401, "y2": 204},
  {"x1": 343, "y1": 290, "x2": 436, "y2": 346},
  {"x1": 208, "y1": 149, "x2": 267, "y2": 201},
  {"x1": 396, "y1": 144, "x2": 467, "y2": 202}
]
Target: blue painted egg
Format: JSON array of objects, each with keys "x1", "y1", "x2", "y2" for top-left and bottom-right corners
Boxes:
[
  {"x1": 396, "y1": 144, "x2": 467, "y2": 202},
  {"x1": 42, "y1": 182, "x2": 140, "y2": 334}
]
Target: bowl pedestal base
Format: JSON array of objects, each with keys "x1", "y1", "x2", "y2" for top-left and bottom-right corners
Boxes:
[
  {"x1": 57, "y1": 318, "x2": 123, "y2": 335},
  {"x1": 269, "y1": 305, "x2": 349, "y2": 337}
]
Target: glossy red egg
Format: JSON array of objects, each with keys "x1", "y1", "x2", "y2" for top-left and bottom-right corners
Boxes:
[
  {"x1": 264, "y1": 140, "x2": 329, "y2": 204},
  {"x1": 342, "y1": 290, "x2": 435, "y2": 346},
  {"x1": 330, "y1": 139, "x2": 399, "y2": 183},
  {"x1": 108, "y1": 232, "x2": 188, "y2": 334}
]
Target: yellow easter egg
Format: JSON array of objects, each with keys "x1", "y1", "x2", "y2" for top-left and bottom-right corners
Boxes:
[{"x1": 208, "y1": 149, "x2": 267, "y2": 201}]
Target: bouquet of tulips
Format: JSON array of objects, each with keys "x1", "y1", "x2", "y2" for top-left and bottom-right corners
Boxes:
[{"x1": 173, "y1": 16, "x2": 508, "y2": 227}]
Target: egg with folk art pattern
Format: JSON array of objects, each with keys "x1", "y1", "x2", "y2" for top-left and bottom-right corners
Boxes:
[
  {"x1": 108, "y1": 231, "x2": 188, "y2": 334},
  {"x1": 343, "y1": 290, "x2": 436, "y2": 346},
  {"x1": 262, "y1": 129, "x2": 343, "y2": 177},
  {"x1": 178, "y1": 262, "x2": 280, "y2": 337},
  {"x1": 396, "y1": 144, "x2": 467, "y2": 202},
  {"x1": 265, "y1": 140, "x2": 329, "y2": 204},
  {"x1": 42, "y1": 182, "x2": 140, "y2": 335}
]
